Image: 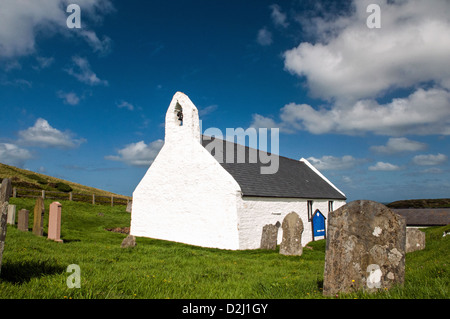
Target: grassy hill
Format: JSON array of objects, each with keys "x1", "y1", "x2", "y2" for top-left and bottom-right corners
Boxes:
[
  {"x1": 387, "y1": 198, "x2": 450, "y2": 209},
  {"x1": 0, "y1": 196, "x2": 448, "y2": 299},
  {"x1": 0, "y1": 162, "x2": 130, "y2": 200}
]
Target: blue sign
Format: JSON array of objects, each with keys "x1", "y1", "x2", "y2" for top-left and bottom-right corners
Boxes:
[{"x1": 312, "y1": 210, "x2": 326, "y2": 238}]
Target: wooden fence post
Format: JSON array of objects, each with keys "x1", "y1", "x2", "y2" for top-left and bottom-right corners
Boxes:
[
  {"x1": 92, "y1": 193, "x2": 95, "y2": 205},
  {"x1": 13, "y1": 187, "x2": 17, "y2": 198},
  {"x1": 42, "y1": 190, "x2": 45, "y2": 199},
  {"x1": 69, "y1": 192, "x2": 73, "y2": 201},
  {"x1": 111, "y1": 195, "x2": 114, "y2": 207}
]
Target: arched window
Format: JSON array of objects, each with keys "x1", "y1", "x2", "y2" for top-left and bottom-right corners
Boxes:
[{"x1": 175, "y1": 103, "x2": 183, "y2": 126}]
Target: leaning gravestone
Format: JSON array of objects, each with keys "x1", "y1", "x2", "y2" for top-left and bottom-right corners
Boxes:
[
  {"x1": 18, "y1": 209, "x2": 29, "y2": 232},
  {"x1": 323, "y1": 200, "x2": 406, "y2": 296},
  {"x1": 280, "y1": 212, "x2": 304, "y2": 256},
  {"x1": 32, "y1": 197, "x2": 45, "y2": 237},
  {"x1": 260, "y1": 223, "x2": 279, "y2": 250},
  {"x1": 0, "y1": 178, "x2": 12, "y2": 276},
  {"x1": 406, "y1": 228, "x2": 425, "y2": 253}
]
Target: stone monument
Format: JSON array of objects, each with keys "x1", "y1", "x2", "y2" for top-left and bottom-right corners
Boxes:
[
  {"x1": 323, "y1": 200, "x2": 406, "y2": 296},
  {"x1": 280, "y1": 212, "x2": 304, "y2": 256},
  {"x1": 32, "y1": 197, "x2": 45, "y2": 236}
]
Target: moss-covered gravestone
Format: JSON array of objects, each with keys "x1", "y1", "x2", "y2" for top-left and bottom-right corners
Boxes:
[
  {"x1": 323, "y1": 200, "x2": 406, "y2": 296},
  {"x1": 33, "y1": 197, "x2": 45, "y2": 237},
  {"x1": 280, "y1": 212, "x2": 303, "y2": 256}
]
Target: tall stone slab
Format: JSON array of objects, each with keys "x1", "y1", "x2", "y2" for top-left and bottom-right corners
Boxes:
[
  {"x1": 33, "y1": 197, "x2": 45, "y2": 237},
  {"x1": 18, "y1": 209, "x2": 29, "y2": 232},
  {"x1": 48, "y1": 202, "x2": 63, "y2": 243},
  {"x1": 280, "y1": 212, "x2": 304, "y2": 256},
  {"x1": 0, "y1": 178, "x2": 12, "y2": 276},
  {"x1": 323, "y1": 200, "x2": 406, "y2": 296},
  {"x1": 260, "y1": 223, "x2": 279, "y2": 250},
  {"x1": 7, "y1": 204, "x2": 16, "y2": 225},
  {"x1": 0, "y1": 178, "x2": 12, "y2": 204}
]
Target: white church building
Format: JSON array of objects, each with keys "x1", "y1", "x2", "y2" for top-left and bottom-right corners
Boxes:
[{"x1": 130, "y1": 92, "x2": 346, "y2": 250}]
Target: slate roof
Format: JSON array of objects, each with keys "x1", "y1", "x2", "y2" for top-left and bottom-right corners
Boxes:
[
  {"x1": 391, "y1": 208, "x2": 450, "y2": 226},
  {"x1": 201, "y1": 136, "x2": 346, "y2": 200}
]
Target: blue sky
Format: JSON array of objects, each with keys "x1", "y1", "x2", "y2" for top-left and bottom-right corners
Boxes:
[{"x1": 1, "y1": 0, "x2": 449, "y2": 203}]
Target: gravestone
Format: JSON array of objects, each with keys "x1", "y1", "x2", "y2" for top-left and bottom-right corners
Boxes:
[
  {"x1": 121, "y1": 234, "x2": 136, "y2": 248},
  {"x1": 18, "y1": 209, "x2": 29, "y2": 232},
  {"x1": 280, "y1": 212, "x2": 303, "y2": 256},
  {"x1": 48, "y1": 202, "x2": 63, "y2": 243},
  {"x1": 260, "y1": 223, "x2": 279, "y2": 250},
  {"x1": 126, "y1": 200, "x2": 132, "y2": 213},
  {"x1": 32, "y1": 197, "x2": 45, "y2": 237},
  {"x1": 323, "y1": 200, "x2": 406, "y2": 296},
  {"x1": 0, "y1": 178, "x2": 12, "y2": 276},
  {"x1": 7, "y1": 204, "x2": 16, "y2": 225},
  {"x1": 0, "y1": 178, "x2": 12, "y2": 203},
  {"x1": 406, "y1": 228, "x2": 425, "y2": 253}
]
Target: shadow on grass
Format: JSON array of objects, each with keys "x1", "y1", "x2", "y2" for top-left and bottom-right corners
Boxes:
[{"x1": 0, "y1": 260, "x2": 66, "y2": 284}]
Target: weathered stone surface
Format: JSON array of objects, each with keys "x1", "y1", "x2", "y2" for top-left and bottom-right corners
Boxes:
[
  {"x1": 32, "y1": 197, "x2": 45, "y2": 237},
  {"x1": 18, "y1": 209, "x2": 29, "y2": 232},
  {"x1": 323, "y1": 200, "x2": 406, "y2": 296},
  {"x1": 260, "y1": 223, "x2": 279, "y2": 250},
  {"x1": 0, "y1": 178, "x2": 12, "y2": 204},
  {"x1": 406, "y1": 228, "x2": 425, "y2": 253},
  {"x1": 121, "y1": 235, "x2": 136, "y2": 248},
  {"x1": 48, "y1": 202, "x2": 63, "y2": 243},
  {"x1": 280, "y1": 212, "x2": 303, "y2": 256},
  {"x1": 126, "y1": 200, "x2": 132, "y2": 213},
  {"x1": 7, "y1": 204, "x2": 16, "y2": 225}
]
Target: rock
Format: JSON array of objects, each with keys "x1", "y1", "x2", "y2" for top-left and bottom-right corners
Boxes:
[
  {"x1": 121, "y1": 235, "x2": 136, "y2": 248},
  {"x1": 260, "y1": 223, "x2": 279, "y2": 250},
  {"x1": 280, "y1": 212, "x2": 303, "y2": 256},
  {"x1": 406, "y1": 228, "x2": 425, "y2": 253},
  {"x1": 323, "y1": 200, "x2": 406, "y2": 296}
]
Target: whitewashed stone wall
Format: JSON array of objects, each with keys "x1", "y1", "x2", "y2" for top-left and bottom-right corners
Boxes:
[{"x1": 237, "y1": 197, "x2": 346, "y2": 250}]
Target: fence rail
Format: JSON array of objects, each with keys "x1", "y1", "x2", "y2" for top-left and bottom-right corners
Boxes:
[{"x1": 11, "y1": 187, "x2": 131, "y2": 206}]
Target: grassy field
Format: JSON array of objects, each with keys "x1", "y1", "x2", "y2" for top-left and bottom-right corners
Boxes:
[{"x1": 0, "y1": 197, "x2": 448, "y2": 299}]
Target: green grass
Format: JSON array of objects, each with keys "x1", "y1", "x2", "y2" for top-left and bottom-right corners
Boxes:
[{"x1": 0, "y1": 197, "x2": 448, "y2": 299}]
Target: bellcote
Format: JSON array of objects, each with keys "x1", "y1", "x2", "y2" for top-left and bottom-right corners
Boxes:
[{"x1": 165, "y1": 92, "x2": 201, "y2": 144}]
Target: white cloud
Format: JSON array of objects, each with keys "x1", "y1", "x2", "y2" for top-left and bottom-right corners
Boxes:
[
  {"x1": 249, "y1": 114, "x2": 280, "y2": 130},
  {"x1": 252, "y1": 87, "x2": 450, "y2": 136},
  {"x1": 371, "y1": 137, "x2": 427, "y2": 154},
  {"x1": 369, "y1": 162, "x2": 401, "y2": 171},
  {"x1": 80, "y1": 30, "x2": 112, "y2": 56},
  {"x1": 283, "y1": 0, "x2": 450, "y2": 102},
  {"x1": 0, "y1": 143, "x2": 33, "y2": 167},
  {"x1": 116, "y1": 100, "x2": 134, "y2": 111},
  {"x1": 198, "y1": 104, "x2": 218, "y2": 117},
  {"x1": 412, "y1": 153, "x2": 448, "y2": 166},
  {"x1": 270, "y1": 4, "x2": 288, "y2": 28},
  {"x1": 306, "y1": 155, "x2": 366, "y2": 171},
  {"x1": 65, "y1": 56, "x2": 108, "y2": 86},
  {"x1": 0, "y1": 0, "x2": 114, "y2": 58},
  {"x1": 105, "y1": 140, "x2": 164, "y2": 167},
  {"x1": 256, "y1": 27, "x2": 273, "y2": 46},
  {"x1": 34, "y1": 56, "x2": 54, "y2": 70},
  {"x1": 18, "y1": 118, "x2": 86, "y2": 149},
  {"x1": 57, "y1": 91, "x2": 80, "y2": 105}
]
